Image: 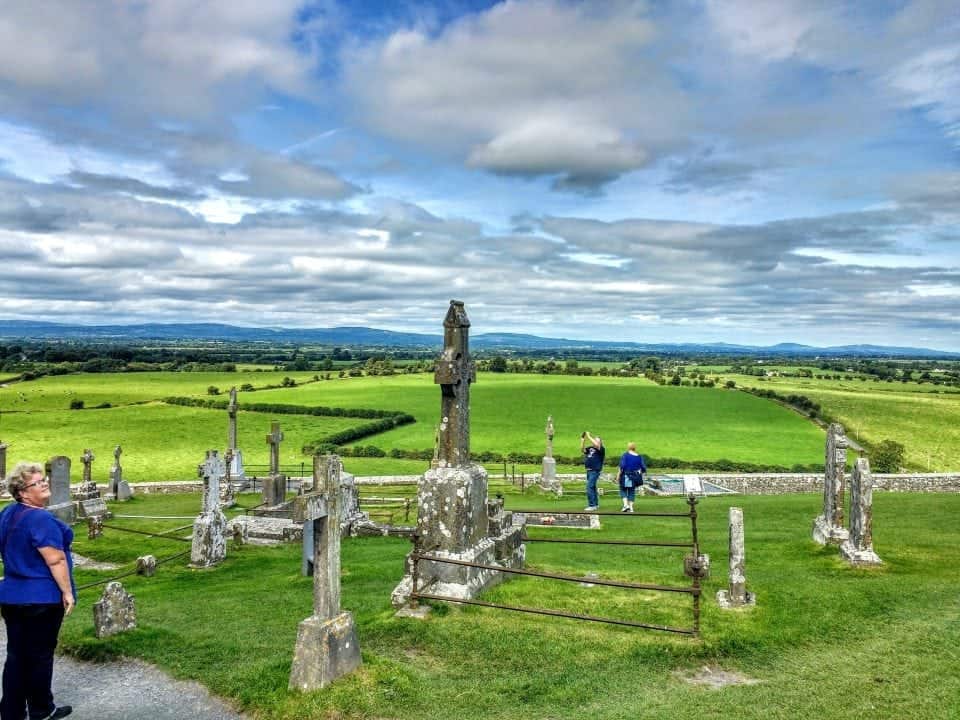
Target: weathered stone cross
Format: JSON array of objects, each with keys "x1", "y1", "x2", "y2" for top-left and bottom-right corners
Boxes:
[
  {"x1": 227, "y1": 387, "x2": 238, "y2": 450},
  {"x1": 81, "y1": 448, "x2": 95, "y2": 483},
  {"x1": 434, "y1": 300, "x2": 475, "y2": 467},
  {"x1": 266, "y1": 422, "x2": 284, "y2": 476}
]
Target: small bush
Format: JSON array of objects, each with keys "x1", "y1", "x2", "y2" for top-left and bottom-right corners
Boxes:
[{"x1": 69, "y1": 399, "x2": 84, "y2": 410}]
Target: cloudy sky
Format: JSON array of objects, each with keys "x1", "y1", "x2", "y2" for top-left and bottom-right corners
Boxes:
[{"x1": 1, "y1": 0, "x2": 958, "y2": 349}]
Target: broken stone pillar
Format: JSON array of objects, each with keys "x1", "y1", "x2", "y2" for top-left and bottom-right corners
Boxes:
[
  {"x1": 220, "y1": 449, "x2": 237, "y2": 508},
  {"x1": 190, "y1": 450, "x2": 228, "y2": 568},
  {"x1": 540, "y1": 415, "x2": 561, "y2": 496},
  {"x1": 86, "y1": 515, "x2": 103, "y2": 540},
  {"x1": 136, "y1": 555, "x2": 157, "y2": 576},
  {"x1": 45, "y1": 455, "x2": 75, "y2": 524},
  {"x1": 717, "y1": 507, "x2": 755, "y2": 608},
  {"x1": 93, "y1": 581, "x2": 137, "y2": 638},
  {"x1": 812, "y1": 423, "x2": 850, "y2": 545},
  {"x1": 261, "y1": 422, "x2": 287, "y2": 507},
  {"x1": 289, "y1": 454, "x2": 361, "y2": 691},
  {"x1": 840, "y1": 458, "x2": 882, "y2": 566},
  {"x1": 392, "y1": 301, "x2": 525, "y2": 609},
  {"x1": 0, "y1": 441, "x2": 7, "y2": 481}
]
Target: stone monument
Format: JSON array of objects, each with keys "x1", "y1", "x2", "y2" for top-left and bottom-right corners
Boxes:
[
  {"x1": 45, "y1": 455, "x2": 76, "y2": 524},
  {"x1": 220, "y1": 448, "x2": 237, "y2": 508},
  {"x1": 289, "y1": 454, "x2": 362, "y2": 691},
  {"x1": 717, "y1": 507, "x2": 755, "y2": 608},
  {"x1": 227, "y1": 387, "x2": 246, "y2": 482},
  {"x1": 840, "y1": 457, "x2": 882, "y2": 566},
  {"x1": 93, "y1": 581, "x2": 137, "y2": 638},
  {"x1": 0, "y1": 440, "x2": 8, "y2": 484},
  {"x1": 812, "y1": 423, "x2": 850, "y2": 545},
  {"x1": 302, "y1": 457, "x2": 371, "y2": 574},
  {"x1": 539, "y1": 415, "x2": 561, "y2": 495},
  {"x1": 391, "y1": 301, "x2": 525, "y2": 608},
  {"x1": 261, "y1": 422, "x2": 287, "y2": 507},
  {"x1": 190, "y1": 450, "x2": 228, "y2": 568},
  {"x1": 75, "y1": 448, "x2": 110, "y2": 520},
  {"x1": 110, "y1": 445, "x2": 133, "y2": 501}
]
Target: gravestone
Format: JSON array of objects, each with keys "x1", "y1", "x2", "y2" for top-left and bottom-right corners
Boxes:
[
  {"x1": 190, "y1": 450, "x2": 228, "y2": 568},
  {"x1": 110, "y1": 445, "x2": 133, "y2": 501},
  {"x1": 93, "y1": 581, "x2": 137, "y2": 637},
  {"x1": 840, "y1": 458, "x2": 882, "y2": 566},
  {"x1": 45, "y1": 455, "x2": 76, "y2": 524},
  {"x1": 540, "y1": 415, "x2": 561, "y2": 496},
  {"x1": 717, "y1": 507, "x2": 756, "y2": 609},
  {"x1": 302, "y1": 458, "x2": 370, "y2": 573},
  {"x1": 75, "y1": 448, "x2": 110, "y2": 520},
  {"x1": 226, "y1": 387, "x2": 246, "y2": 482},
  {"x1": 0, "y1": 440, "x2": 7, "y2": 481},
  {"x1": 392, "y1": 301, "x2": 525, "y2": 608},
  {"x1": 812, "y1": 423, "x2": 850, "y2": 545},
  {"x1": 289, "y1": 453, "x2": 362, "y2": 691},
  {"x1": 220, "y1": 448, "x2": 237, "y2": 508},
  {"x1": 136, "y1": 555, "x2": 157, "y2": 576},
  {"x1": 86, "y1": 514, "x2": 103, "y2": 540},
  {"x1": 76, "y1": 448, "x2": 99, "y2": 498},
  {"x1": 261, "y1": 422, "x2": 287, "y2": 507}
]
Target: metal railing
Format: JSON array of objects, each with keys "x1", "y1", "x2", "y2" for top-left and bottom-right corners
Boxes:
[{"x1": 408, "y1": 495, "x2": 705, "y2": 635}]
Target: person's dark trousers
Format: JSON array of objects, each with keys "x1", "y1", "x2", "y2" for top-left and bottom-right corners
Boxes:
[{"x1": 1, "y1": 603, "x2": 65, "y2": 720}]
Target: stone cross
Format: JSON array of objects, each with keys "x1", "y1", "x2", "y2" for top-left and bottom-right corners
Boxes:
[
  {"x1": 545, "y1": 416, "x2": 555, "y2": 459},
  {"x1": 812, "y1": 423, "x2": 850, "y2": 545},
  {"x1": 434, "y1": 300, "x2": 475, "y2": 468},
  {"x1": 190, "y1": 450, "x2": 228, "y2": 568},
  {"x1": 227, "y1": 387, "x2": 238, "y2": 451},
  {"x1": 0, "y1": 440, "x2": 10, "y2": 483},
  {"x1": 717, "y1": 507, "x2": 755, "y2": 608},
  {"x1": 289, "y1": 453, "x2": 361, "y2": 690},
  {"x1": 113, "y1": 445, "x2": 122, "y2": 464},
  {"x1": 198, "y1": 450, "x2": 225, "y2": 514},
  {"x1": 840, "y1": 457, "x2": 882, "y2": 565},
  {"x1": 81, "y1": 448, "x2": 95, "y2": 484},
  {"x1": 266, "y1": 422, "x2": 284, "y2": 476}
]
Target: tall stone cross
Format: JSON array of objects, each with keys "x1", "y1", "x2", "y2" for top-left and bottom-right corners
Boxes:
[
  {"x1": 198, "y1": 450, "x2": 225, "y2": 514},
  {"x1": 191, "y1": 450, "x2": 227, "y2": 567},
  {"x1": 113, "y1": 445, "x2": 123, "y2": 466},
  {"x1": 0, "y1": 440, "x2": 8, "y2": 481},
  {"x1": 545, "y1": 416, "x2": 555, "y2": 458},
  {"x1": 266, "y1": 422, "x2": 284, "y2": 476},
  {"x1": 227, "y1": 387, "x2": 238, "y2": 451},
  {"x1": 434, "y1": 300, "x2": 475, "y2": 467},
  {"x1": 81, "y1": 448, "x2": 95, "y2": 484}
]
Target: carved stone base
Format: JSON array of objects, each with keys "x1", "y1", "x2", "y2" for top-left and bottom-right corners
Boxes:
[
  {"x1": 717, "y1": 588, "x2": 756, "y2": 609},
  {"x1": 812, "y1": 515, "x2": 849, "y2": 546},
  {"x1": 47, "y1": 501, "x2": 76, "y2": 525},
  {"x1": 115, "y1": 480, "x2": 133, "y2": 501},
  {"x1": 76, "y1": 496, "x2": 111, "y2": 519},
  {"x1": 261, "y1": 474, "x2": 287, "y2": 507},
  {"x1": 190, "y1": 512, "x2": 227, "y2": 568},
  {"x1": 540, "y1": 457, "x2": 561, "y2": 495},
  {"x1": 288, "y1": 612, "x2": 361, "y2": 691},
  {"x1": 839, "y1": 540, "x2": 882, "y2": 566}
]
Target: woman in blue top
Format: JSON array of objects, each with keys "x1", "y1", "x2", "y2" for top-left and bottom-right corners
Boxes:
[
  {"x1": 616, "y1": 443, "x2": 647, "y2": 513},
  {"x1": 0, "y1": 461, "x2": 75, "y2": 720}
]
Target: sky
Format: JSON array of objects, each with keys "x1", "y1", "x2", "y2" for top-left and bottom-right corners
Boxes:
[{"x1": 0, "y1": 0, "x2": 958, "y2": 350}]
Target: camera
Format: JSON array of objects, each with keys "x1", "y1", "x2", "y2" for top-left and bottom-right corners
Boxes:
[{"x1": 581, "y1": 431, "x2": 587, "y2": 439}]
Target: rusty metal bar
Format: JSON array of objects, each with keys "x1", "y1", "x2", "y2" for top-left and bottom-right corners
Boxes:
[
  {"x1": 75, "y1": 549, "x2": 191, "y2": 592},
  {"x1": 100, "y1": 524, "x2": 192, "y2": 542},
  {"x1": 516, "y1": 508, "x2": 690, "y2": 518},
  {"x1": 414, "y1": 552, "x2": 698, "y2": 595},
  {"x1": 410, "y1": 593, "x2": 696, "y2": 635},
  {"x1": 523, "y1": 537, "x2": 694, "y2": 548},
  {"x1": 688, "y1": 494, "x2": 701, "y2": 636}
]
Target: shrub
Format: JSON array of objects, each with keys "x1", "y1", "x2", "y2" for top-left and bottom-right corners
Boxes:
[
  {"x1": 69, "y1": 399, "x2": 84, "y2": 410},
  {"x1": 872, "y1": 439, "x2": 905, "y2": 473}
]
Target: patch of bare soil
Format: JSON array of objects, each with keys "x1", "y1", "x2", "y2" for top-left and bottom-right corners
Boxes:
[{"x1": 677, "y1": 665, "x2": 761, "y2": 689}]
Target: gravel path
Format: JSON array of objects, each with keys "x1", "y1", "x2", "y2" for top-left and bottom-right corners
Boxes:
[{"x1": 0, "y1": 625, "x2": 249, "y2": 720}]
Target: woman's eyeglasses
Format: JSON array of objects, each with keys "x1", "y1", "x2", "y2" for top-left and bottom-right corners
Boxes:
[{"x1": 23, "y1": 477, "x2": 50, "y2": 490}]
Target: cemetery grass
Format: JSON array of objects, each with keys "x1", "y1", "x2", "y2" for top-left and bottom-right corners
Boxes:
[{"x1": 49, "y1": 489, "x2": 960, "y2": 720}]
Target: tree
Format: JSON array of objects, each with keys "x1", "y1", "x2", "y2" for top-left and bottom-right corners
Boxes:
[
  {"x1": 207, "y1": 385, "x2": 220, "y2": 395},
  {"x1": 489, "y1": 355, "x2": 507, "y2": 373},
  {"x1": 872, "y1": 439, "x2": 905, "y2": 473}
]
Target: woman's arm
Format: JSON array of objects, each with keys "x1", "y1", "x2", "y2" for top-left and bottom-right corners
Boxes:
[{"x1": 37, "y1": 546, "x2": 75, "y2": 614}]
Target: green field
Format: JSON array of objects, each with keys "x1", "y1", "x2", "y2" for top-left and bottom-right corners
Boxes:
[
  {"x1": 42, "y1": 489, "x2": 960, "y2": 720},
  {"x1": 0, "y1": 372, "x2": 828, "y2": 479}
]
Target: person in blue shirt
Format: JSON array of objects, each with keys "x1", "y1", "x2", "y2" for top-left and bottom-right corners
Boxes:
[
  {"x1": 616, "y1": 442, "x2": 648, "y2": 513},
  {"x1": 0, "y1": 461, "x2": 75, "y2": 720},
  {"x1": 580, "y1": 431, "x2": 605, "y2": 511}
]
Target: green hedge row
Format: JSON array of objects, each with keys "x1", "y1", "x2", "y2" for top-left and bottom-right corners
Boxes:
[{"x1": 163, "y1": 396, "x2": 407, "y2": 419}]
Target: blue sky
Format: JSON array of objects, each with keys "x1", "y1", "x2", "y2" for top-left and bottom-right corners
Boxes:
[{"x1": 0, "y1": 0, "x2": 958, "y2": 349}]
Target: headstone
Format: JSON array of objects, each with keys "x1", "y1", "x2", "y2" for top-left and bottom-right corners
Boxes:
[
  {"x1": 86, "y1": 514, "x2": 103, "y2": 540},
  {"x1": 812, "y1": 423, "x2": 850, "y2": 545},
  {"x1": 109, "y1": 444, "x2": 133, "y2": 501},
  {"x1": 93, "y1": 581, "x2": 137, "y2": 638},
  {"x1": 392, "y1": 301, "x2": 525, "y2": 609},
  {"x1": 190, "y1": 450, "x2": 228, "y2": 568},
  {"x1": 717, "y1": 507, "x2": 756, "y2": 608},
  {"x1": 45, "y1": 455, "x2": 75, "y2": 524},
  {"x1": 289, "y1": 453, "x2": 362, "y2": 691},
  {"x1": 75, "y1": 448, "x2": 100, "y2": 499},
  {"x1": 261, "y1": 422, "x2": 287, "y2": 507},
  {"x1": 220, "y1": 448, "x2": 236, "y2": 507},
  {"x1": 226, "y1": 387, "x2": 247, "y2": 483},
  {"x1": 136, "y1": 555, "x2": 157, "y2": 576},
  {"x1": 840, "y1": 458, "x2": 882, "y2": 566},
  {"x1": 540, "y1": 415, "x2": 561, "y2": 496},
  {"x1": 303, "y1": 457, "x2": 368, "y2": 574}
]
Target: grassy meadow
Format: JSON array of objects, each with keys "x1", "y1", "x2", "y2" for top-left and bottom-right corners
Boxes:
[
  {"x1": 0, "y1": 371, "x2": 828, "y2": 479},
  {"x1": 44, "y1": 488, "x2": 960, "y2": 720}
]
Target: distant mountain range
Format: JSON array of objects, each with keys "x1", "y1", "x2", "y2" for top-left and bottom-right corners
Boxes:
[{"x1": 1, "y1": 319, "x2": 957, "y2": 358}]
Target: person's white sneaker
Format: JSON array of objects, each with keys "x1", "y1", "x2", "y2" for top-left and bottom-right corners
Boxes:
[{"x1": 583, "y1": 505, "x2": 598, "y2": 511}]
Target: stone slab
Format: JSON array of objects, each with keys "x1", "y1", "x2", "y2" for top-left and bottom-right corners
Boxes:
[{"x1": 288, "y1": 612, "x2": 361, "y2": 691}]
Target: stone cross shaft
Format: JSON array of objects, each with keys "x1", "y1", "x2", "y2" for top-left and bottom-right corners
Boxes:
[
  {"x1": 198, "y1": 450, "x2": 225, "y2": 514},
  {"x1": 313, "y1": 454, "x2": 340, "y2": 619},
  {"x1": 81, "y1": 449, "x2": 95, "y2": 483},
  {"x1": 0, "y1": 441, "x2": 8, "y2": 483},
  {"x1": 266, "y1": 422, "x2": 284, "y2": 476},
  {"x1": 434, "y1": 300, "x2": 476, "y2": 467},
  {"x1": 227, "y1": 387, "x2": 238, "y2": 450},
  {"x1": 113, "y1": 445, "x2": 122, "y2": 464},
  {"x1": 824, "y1": 423, "x2": 848, "y2": 528},
  {"x1": 545, "y1": 416, "x2": 555, "y2": 458}
]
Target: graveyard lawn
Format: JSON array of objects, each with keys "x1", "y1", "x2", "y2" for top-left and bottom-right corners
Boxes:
[{"x1": 42, "y1": 488, "x2": 960, "y2": 720}]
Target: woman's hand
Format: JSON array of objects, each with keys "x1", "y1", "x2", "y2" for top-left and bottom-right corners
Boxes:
[{"x1": 62, "y1": 591, "x2": 75, "y2": 615}]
